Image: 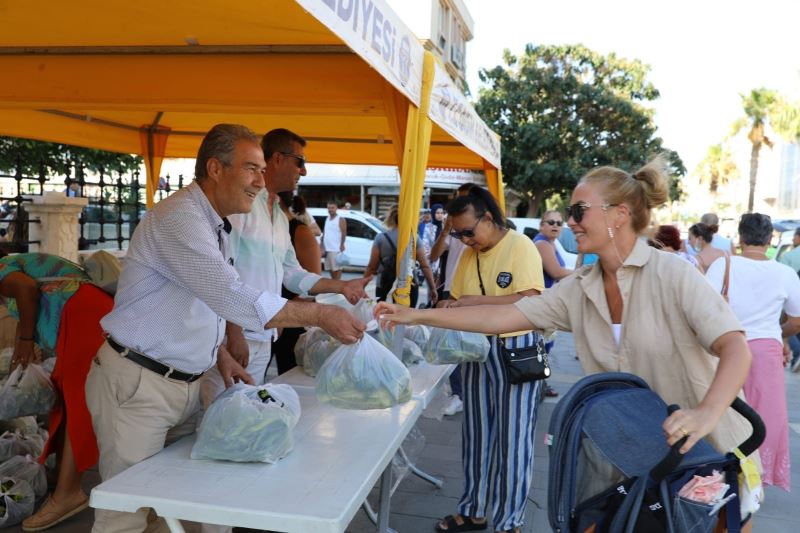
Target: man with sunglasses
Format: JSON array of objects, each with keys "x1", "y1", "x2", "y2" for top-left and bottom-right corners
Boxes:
[{"x1": 199, "y1": 128, "x2": 371, "y2": 411}]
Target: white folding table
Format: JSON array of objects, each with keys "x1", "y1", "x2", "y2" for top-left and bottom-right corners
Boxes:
[{"x1": 90, "y1": 386, "x2": 421, "y2": 533}]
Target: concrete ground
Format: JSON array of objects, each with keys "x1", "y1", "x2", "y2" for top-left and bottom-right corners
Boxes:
[{"x1": 10, "y1": 287, "x2": 800, "y2": 531}]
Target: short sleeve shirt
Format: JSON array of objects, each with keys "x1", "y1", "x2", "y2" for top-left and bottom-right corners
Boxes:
[
  {"x1": 514, "y1": 239, "x2": 751, "y2": 453},
  {"x1": 0, "y1": 253, "x2": 87, "y2": 355},
  {"x1": 451, "y1": 230, "x2": 545, "y2": 337}
]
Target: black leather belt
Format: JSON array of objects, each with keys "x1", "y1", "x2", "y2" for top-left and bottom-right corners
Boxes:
[{"x1": 106, "y1": 337, "x2": 204, "y2": 383}]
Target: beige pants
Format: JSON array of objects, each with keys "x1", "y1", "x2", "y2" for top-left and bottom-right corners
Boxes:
[{"x1": 86, "y1": 341, "x2": 202, "y2": 533}]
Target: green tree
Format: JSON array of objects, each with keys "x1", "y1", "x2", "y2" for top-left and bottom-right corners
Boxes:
[
  {"x1": 770, "y1": 94, "x2": 800, "y2": 142},
  {"x1": 696, "y1": 143, "x2": 739, "y2": 196},
  {"x1": 0, "y1": 137, "x2": 141, "y2": 177},
  {"x1": 475, "y1": 44, "x2": 685, "y2": 216},
  {"x1": 730, "y1": 88, "x2": 777, "y2": 213}
]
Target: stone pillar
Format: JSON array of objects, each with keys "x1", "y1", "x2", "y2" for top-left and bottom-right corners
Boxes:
[{"x1": 25, "y1": 192, "x2": 88, "y2": 263}]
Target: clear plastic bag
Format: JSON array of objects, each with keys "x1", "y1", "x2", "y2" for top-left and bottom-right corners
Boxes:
[
  {"x1": 404, "y1": 325, "x2": 430, "y2": 348},
  {"x1": 0, "y1": 365, "x2": 56, "y2": 419},
  {"x1": 370, "y1": 328, "x2": 423, "y2": 366},
  {"x1": 295, "y1": 328, "x2": 340, "y2": 377},
  {"x1": 423, "y1": 328, "x2": 490, "y2": 365},
  {"x1": 192, "y1": 384, "x2": 301, "y2": 463},
  {"x1": 0, "y1": 417, "x2": 38, "y2": 437},
  {"x1": 0, "y1": 431, "x2": 44, "y2": 463},
  {"x1": 316, "y1": 335, "x2": 412, "y2": 410},
  {"x1": 350, "y1": 299, "x2": 375, "y2": 324},
  {"x1": 0, "y1": 455, "x2": 46, "y2": 499},
  {"x1": 0, "y1": 476, "x2": 34, "y2": 527}
]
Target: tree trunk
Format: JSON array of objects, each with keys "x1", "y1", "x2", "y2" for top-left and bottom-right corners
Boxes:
[
  {"x1": 747, "y1": 141, "x2": 761, "y2": 213},
  {"x1": 526, "y1": 189, "x2": 546, "y2": 217}
]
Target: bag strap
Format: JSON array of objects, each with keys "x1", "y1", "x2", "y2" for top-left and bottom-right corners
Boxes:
[
  {"x1": 721, "y1": 252, "x2": 731, "y2": 300},
  {"x1": 476, "y1": 255, "x2": 486, "y2": 296}
]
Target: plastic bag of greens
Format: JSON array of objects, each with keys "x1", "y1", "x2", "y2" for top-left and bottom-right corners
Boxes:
[
  {"x1": 191, "y1": 383, "x2": 300, "y2": 463},
  {"x1": 0, "y1": 476, "x2": 34, "y2": 527},
  {"x1": 0, "y1": 365, "x2": 55, "y2": 419},
  {"x1": 295, "y1": 328, "x2": 340, "y2": 377},
  {"x1": 404, "y1": 325, "x2": 430, "y2": 348},
  {"x1": 316, "y1": 335, "x2": 412, "y2": 410},
  {"x1": 424, "y1": 328, "x2": 490, "y2": 365},
  {"x1": 0, "y1": 417, "x2": 38, "y2": 437},
  {"x1": 0, "y1": 456, "x2": 46, "y2": 499},
  {"x1": 0, "y1": 432, "x2": 44, "y2": 463},
  {"x1": 350, "y1": 299, "x2": 375, "y2": 324},
  {"x1": 369, "y1": 328, "x2": 423, "y2": 366}
]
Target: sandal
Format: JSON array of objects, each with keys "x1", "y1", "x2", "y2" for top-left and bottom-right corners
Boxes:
[{"x1": 435, "y1": 514, "x2": 488, "y2": 532}]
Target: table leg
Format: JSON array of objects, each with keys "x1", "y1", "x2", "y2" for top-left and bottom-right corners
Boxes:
[
  {"x1": 399, "y1": 446, "x2": 443, "y2": 488},
  {"x1": 376, "y1": 464, "x2": 396, "y2": 533},
  {"x1": 164, "y1": 517, "x2": 186, "y2": 533}
]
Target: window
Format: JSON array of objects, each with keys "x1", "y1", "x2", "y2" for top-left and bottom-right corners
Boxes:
[
  {"x1": 450, "y1": 19, "x2": 465, "y2": 69},
  {"x1": 346, "y1": 218, "x2": 377, "y2": 240},
  {"x1": 438, "y1": 1, "x2": 450, "y2": 52}
]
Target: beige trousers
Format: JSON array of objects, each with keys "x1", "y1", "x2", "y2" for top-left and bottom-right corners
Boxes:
[{"x1": 86, "y1": 341, "x2": 202, "y2": 533}]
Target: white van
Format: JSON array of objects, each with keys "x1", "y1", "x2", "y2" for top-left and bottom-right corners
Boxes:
[{"x1": 308, "y1": 208, "x2": 386, "y2": 269}]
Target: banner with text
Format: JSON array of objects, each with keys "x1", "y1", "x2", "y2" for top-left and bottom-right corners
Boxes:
[
  {"x1": 297, "y1": 0, "x2": 424, "y2": 107},
  {"x1": 429, "y1": 63, "x2": 501, "y2": 168}
]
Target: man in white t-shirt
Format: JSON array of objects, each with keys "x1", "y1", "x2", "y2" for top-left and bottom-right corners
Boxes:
[{"x1": 321, "y1": 201, "x2": 347, "y2": 280}]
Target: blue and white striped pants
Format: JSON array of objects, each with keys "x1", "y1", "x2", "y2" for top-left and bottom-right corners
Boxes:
[{"x1": 457, "y1": 332, "x2": 542, "y2": 531}]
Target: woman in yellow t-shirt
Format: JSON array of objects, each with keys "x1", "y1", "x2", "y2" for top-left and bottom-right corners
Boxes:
[{"x1": 431, "y1": 186, "x2": 544, "y2": 533}]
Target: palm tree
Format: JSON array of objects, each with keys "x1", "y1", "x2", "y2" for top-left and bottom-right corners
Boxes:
[
  {"x1": 730, "y1": 88, "x2": 777, "y2": 212},
  {"x1": 770, "y1": 95, "x2": 800, "y2": 142},
  {"x1": 696, "y1": 143, "x2": 738, "y2": 197}
]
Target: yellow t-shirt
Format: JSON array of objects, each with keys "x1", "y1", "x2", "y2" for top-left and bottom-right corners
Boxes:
[{"x1": 450, "y1": 230, "x2": 545, "y2": 337}]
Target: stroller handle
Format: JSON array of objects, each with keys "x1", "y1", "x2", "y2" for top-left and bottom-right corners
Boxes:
[{"x1": 649, "y1": 398, "x2": 766, "y2": 484}]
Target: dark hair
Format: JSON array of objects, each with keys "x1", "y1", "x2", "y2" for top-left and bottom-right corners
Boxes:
[
  {"x1": 689, "y1": 223, "x2": 714, "y2": 243},
  {"x1": 327, "y1": 200, "x2": 338, "y2": 207},
  {"x1": 277, "y1": 191, "x2": 293, "y2": 209},
  {"x1": 261, "y1": 128, "x2": 306, "y2": 159},
  {"x1": 195, "y1": 124, "x2": 259, "y2": 180},
  {"x1": 457, "y1": 183, "x2": 473, "y2": 193},
  {"x1": 738, "y1": 213, "x2": 772, "y2": 246},
  {"x1": 654, "y1": 224, "x2": 682, "y2": 251},
  {"x1": 446, "y1": 185, "x2": 505, "y2": 228},
  {"x1": 291, "y1": 195, "x2": 308, "y2": 216},
  {"x1": 700, "y1": 213, "x2": 720, "y2": 234}
]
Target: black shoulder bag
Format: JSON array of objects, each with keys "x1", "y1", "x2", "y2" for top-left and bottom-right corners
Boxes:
[{"x1": 476, "y1": 255, "x2": 550, "y2": 384}]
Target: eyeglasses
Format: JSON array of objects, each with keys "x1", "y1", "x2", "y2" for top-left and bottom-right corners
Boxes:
[
  {"x1": 449, "y1": 216, "x2": 484, "y2": 240},
  {"x1": 566, "y1": 202, "x2": 618, "y2": 224},
  {"x1": 544, "y1": 219, "x2": 563, "y2": 227},
  {"x1": 279, "y1": 151, "x2": 306, "y2": 170}
]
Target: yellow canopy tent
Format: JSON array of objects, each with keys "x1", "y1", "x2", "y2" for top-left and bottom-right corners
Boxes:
[{"x1": 0, "y1": 0, "x2": 502, "y2": 304}]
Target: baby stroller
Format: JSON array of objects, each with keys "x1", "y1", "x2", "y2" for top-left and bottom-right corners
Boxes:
[{"x1": 547, "y1": 372, "x2": 765, "y2": 533}]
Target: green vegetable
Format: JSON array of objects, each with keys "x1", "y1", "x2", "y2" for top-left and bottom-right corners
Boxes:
[{"x1": 424, "y1": 328, "x2": 490, "y2": 365}]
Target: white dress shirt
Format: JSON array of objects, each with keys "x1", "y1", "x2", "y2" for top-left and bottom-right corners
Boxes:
[
  {"x1": 101, "y1": 182, "x2": 286, "y2": 374},
  {"x1": 227, "y1": 191, "x2": 322, "y2": 342}
]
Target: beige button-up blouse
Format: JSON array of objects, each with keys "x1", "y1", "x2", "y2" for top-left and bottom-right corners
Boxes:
[{"x1": 515, "y1": 239, "x2": 753, "y2": 454}]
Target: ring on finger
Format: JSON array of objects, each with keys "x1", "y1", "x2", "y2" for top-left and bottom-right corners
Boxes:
[{"x1": 679, "y1": 427, "x2": 689, "y2": 438}]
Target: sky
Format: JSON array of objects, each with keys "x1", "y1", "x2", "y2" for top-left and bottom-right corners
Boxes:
[{"x1": 462, "y1": 0, "x2": 800, "y2": 173}]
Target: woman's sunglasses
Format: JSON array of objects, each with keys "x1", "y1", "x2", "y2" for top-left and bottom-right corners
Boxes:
[
  {"x1": 544, "y1": 219, "x2": 563, "y2": 227},
  {"x1": 449, "y1": 216, "x2": 483, "y2": 240},
  {"x1": 565, "y1": 202, "x2": 618, "y2": 224}
]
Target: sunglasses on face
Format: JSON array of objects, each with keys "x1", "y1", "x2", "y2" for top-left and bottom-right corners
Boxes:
[
  {"x1": 449, "y1": 215, "x2": 483, "y2": 240},
  {"x1": 565, "y1": 202, "x2": 618, "y2": 224},
  {"x1": 279, "y1": 151, "x2": 306, "y2": 170},
  {"x1": 544, "y1": 219, "x2": 563, "y2": 227}
]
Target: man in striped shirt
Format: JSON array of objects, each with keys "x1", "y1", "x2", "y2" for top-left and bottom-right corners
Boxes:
[{"x1": 86, "y1": 124, "x2": 366, "y2": 533}]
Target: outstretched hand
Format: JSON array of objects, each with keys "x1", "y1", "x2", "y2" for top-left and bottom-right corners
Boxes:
[
  {"x1": 10, "y1": 339, "x2": 36, "y2": 371},
  {"x1": 319, "y1": 305, "x2": 366, "y2": 344},
  {"x1": 374, "y1": 302, "x2": 417, "y2": 331},
  {"x1": 662, "y1": 405, "x2": 720, "y2": 455},
  {"x1": 341, "y1": 275, "x2": 372, "y2": 304}
]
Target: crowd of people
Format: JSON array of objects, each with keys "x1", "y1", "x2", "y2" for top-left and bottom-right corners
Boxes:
[{"x1": 3, "y1": 123, "x2": 800, "y2": 533}]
